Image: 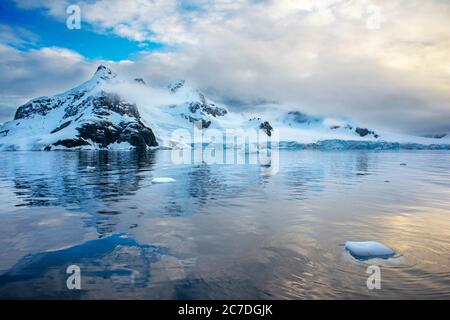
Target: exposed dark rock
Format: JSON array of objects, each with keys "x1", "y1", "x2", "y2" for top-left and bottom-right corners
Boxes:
[
  {"x1": 260, "y1": 121, "x2": 273, "y2": 136},
  {"x1": 63, "y1": 94, "x2": 89, "y2": 119},
  {"x1": 355, "y1": 127, "x2": 370, "y2": 137},
  {"x1": 134, "y1": 78, "x2": 146, "y2": 85},
  {"x1": 75, "y1": 120, "x2": 157, "y2": 148},
  {"x1": 53, "y1": 138, "x2": 90, "y2": 148},
  {"x1": 168, "y1": 80, "x2": 185, "y2": 93},
  {"x1": 14, "y1": 97, "x2": 56, "y2": 120},
  {"x1": 169, "y1": 80, "x2": 227, "y2": 119},
  {"x1": 95, "y1": 65, "x2": 116, "y2": 80},
  {"x1": 197, "y1": 119, "x2": 211, "y2": 129},
  {"x1": 93, "y1": 92, "x2": 141, "y2": 119},
  {"x1": 121, "y1": 123, "x2": 157, "y2": 147},
  {"x1": 203, "y1": 105, "x2": 227, "y2": 117},
  {"x1": 188, "y1": 101, "x2": 227, "y2": 118},
  {"x1": 355, "y1": 127, "x2": 379, "y2": 138},
  {"x1": 50, "y1": 121, "x2": 72, "y2": 134},
  {"x1": 13, "y1": 83, "x2": 157, "y2": 149},
  {"x1": 189, "y1": 102, "x2": 201, "y2": 114},
  {"x1": 2, "y1": 65, "x2": 198, "y2": 150},
  {"x1": 76, "y1": 122, "x2": 121, "y2": 148},
  {"x1": 72, "y1": 91, "x2": 85, "y2": 100}
]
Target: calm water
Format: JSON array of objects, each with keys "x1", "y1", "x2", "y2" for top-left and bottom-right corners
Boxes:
[{"x1": 0, "y1": 150, "x2": 449, "y2": 299}]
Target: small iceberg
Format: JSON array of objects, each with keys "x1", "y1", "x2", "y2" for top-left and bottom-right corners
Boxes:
[
  {"x1": 152, "y1": 177, "x2": 176, "y2": 184},
  {"x1": 345, "y1": 241, "x2": 396, "y2": 260}
]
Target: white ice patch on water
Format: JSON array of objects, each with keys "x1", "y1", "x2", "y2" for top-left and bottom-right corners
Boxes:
[
  {"x1": 345, "y1": 241, "x2": 395, "y2": 260},
  {"x1": 152, "y1": 177, "x2": 176, "y2": 184}
]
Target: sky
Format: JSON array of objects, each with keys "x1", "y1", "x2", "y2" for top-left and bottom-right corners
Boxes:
[{"x1": 0, "y1": 0, "x2": 449, "y2": 135}]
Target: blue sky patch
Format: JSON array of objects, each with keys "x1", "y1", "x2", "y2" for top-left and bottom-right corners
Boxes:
[{"x1": 0, "y1": 0, "x2": 164, "y2": 61}]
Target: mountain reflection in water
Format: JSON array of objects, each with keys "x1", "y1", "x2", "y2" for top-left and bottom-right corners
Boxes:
[{"x1": 0, "y1": 150, "x2": 449, "y2": 299}]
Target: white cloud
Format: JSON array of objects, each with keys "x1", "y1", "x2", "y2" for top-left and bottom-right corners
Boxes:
[
  {"x1": 3, "y1": 0, "x2": 450, "y2": 134},
  {"x1": 0, "y1": 45, "x2": 97, "y2": 122}
]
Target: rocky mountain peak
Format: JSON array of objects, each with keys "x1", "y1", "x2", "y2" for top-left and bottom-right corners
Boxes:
[
  {"x1": 134, "y1": 78, "x2": 146, "y2": 85},
  {"x1": 93, "y1": 65, "x2": 117, "y2": 81},
  {"x1": 168, "y1": 80, "x2": 186, "y2": 93}
]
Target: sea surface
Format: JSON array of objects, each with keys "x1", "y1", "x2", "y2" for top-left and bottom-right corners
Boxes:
[{"x1": 0, "y1": 150, "x2": 449, "y2": 299}]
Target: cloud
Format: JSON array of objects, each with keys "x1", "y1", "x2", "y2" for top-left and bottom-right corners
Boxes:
[
  {"x1": 0, "y1": 24, "x2": 39, "y2": 49},
  {"x1": 0, "y1": 44, "x2": 97, "y2": 122},
  {"x1": 14, "y1": 0, "x2": 70, "y2": 17},
  {"x1": 3, "y1": 0, "x2": 450, "y2": 134},
  {"x1": 0, "y1": 45, "x2": 92, "y2": 96}
]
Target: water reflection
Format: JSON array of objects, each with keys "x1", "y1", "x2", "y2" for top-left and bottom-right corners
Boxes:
[
  {"x1": 0, "y1": 233, "x2": 168, "y2": 299},
  {"x1": 0, "y1": 150, "x2": 449, "y2": 299},
  {"x1": 7, "y1": 151, "x2": 156, "y2": 208}
]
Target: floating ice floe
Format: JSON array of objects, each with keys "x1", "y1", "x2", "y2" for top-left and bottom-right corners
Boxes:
[
  {"x1": 152, "y1": 177, "x2": 176, "y2": 184},
  {"x1": 345, "y1": 241, "x2": 396, "y2": 260}
]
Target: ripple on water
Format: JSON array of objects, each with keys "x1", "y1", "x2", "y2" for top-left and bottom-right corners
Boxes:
[{"x1": 0, "y1": 150, "x2": 449, "y2": 298}]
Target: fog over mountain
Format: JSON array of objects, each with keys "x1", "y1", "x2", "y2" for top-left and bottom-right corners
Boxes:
[{"x1": 1, "y1": 65, "x2": 449, "y2": 151}]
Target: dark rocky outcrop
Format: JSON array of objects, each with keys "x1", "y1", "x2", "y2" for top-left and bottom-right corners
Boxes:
[
  {"x1": 73, "y1": 120, "x2": 157, "y2": 149},
  {"x1": 95, "y1": 65, "x2": 116, "y2": 80},
  {"x1": 188, "y1": 101, "x2": 227, "y2": 118},
  {"x1": 12, "y1": 65, "x2": 159, "y2": 150},
  {"x1": 260, "y1": 121, "x2": 273, "y2": 136},
  {"x1": 170, "y1": 80, "x2": 228, "y2": 119},
  {"x1": 92, "y1": 92, "x2": 140, "y2": 119},
  {"x1": 14, "y1": 97, "x2": 61, "y2": 120},
  {"x1": 134, "y1": 78, "x2": 146, "y2": 85},
  {"x1": 355, "y1": 127, "x2": 379, "y2": 138},
  {"x1": 355, "y1": 127, "x2": 370, "y2": 137},
  {"x1": 53, "y1": 138, "x2": 90, "y2": 148},
  {"x1": 50, "y1": 121, "x2": 72, "y2": 134},
  {"x1": 168, "y1": 80, "x2": 186, "y2": 93}
]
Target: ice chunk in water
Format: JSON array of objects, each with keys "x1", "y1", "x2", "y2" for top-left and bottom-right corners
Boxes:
[
  {"x1": 152, "y1": 177, "x2": 176, "y2": 184},
  {"x1": 345, "y1": 241, "x2": 395, "y2": 260}
]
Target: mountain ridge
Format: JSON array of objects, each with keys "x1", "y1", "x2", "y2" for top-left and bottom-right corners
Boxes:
[{"x1": 0, "y1": 65, "x2": 449, "y2": 151}]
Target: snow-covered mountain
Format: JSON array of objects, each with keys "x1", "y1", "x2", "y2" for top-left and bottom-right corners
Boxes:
[
  {"x1": 0, "y1": 66, "x2": 159, "y2": 150},
  {"x1": 0, "y1": 65, "x2": 448, "y2": 151}
]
